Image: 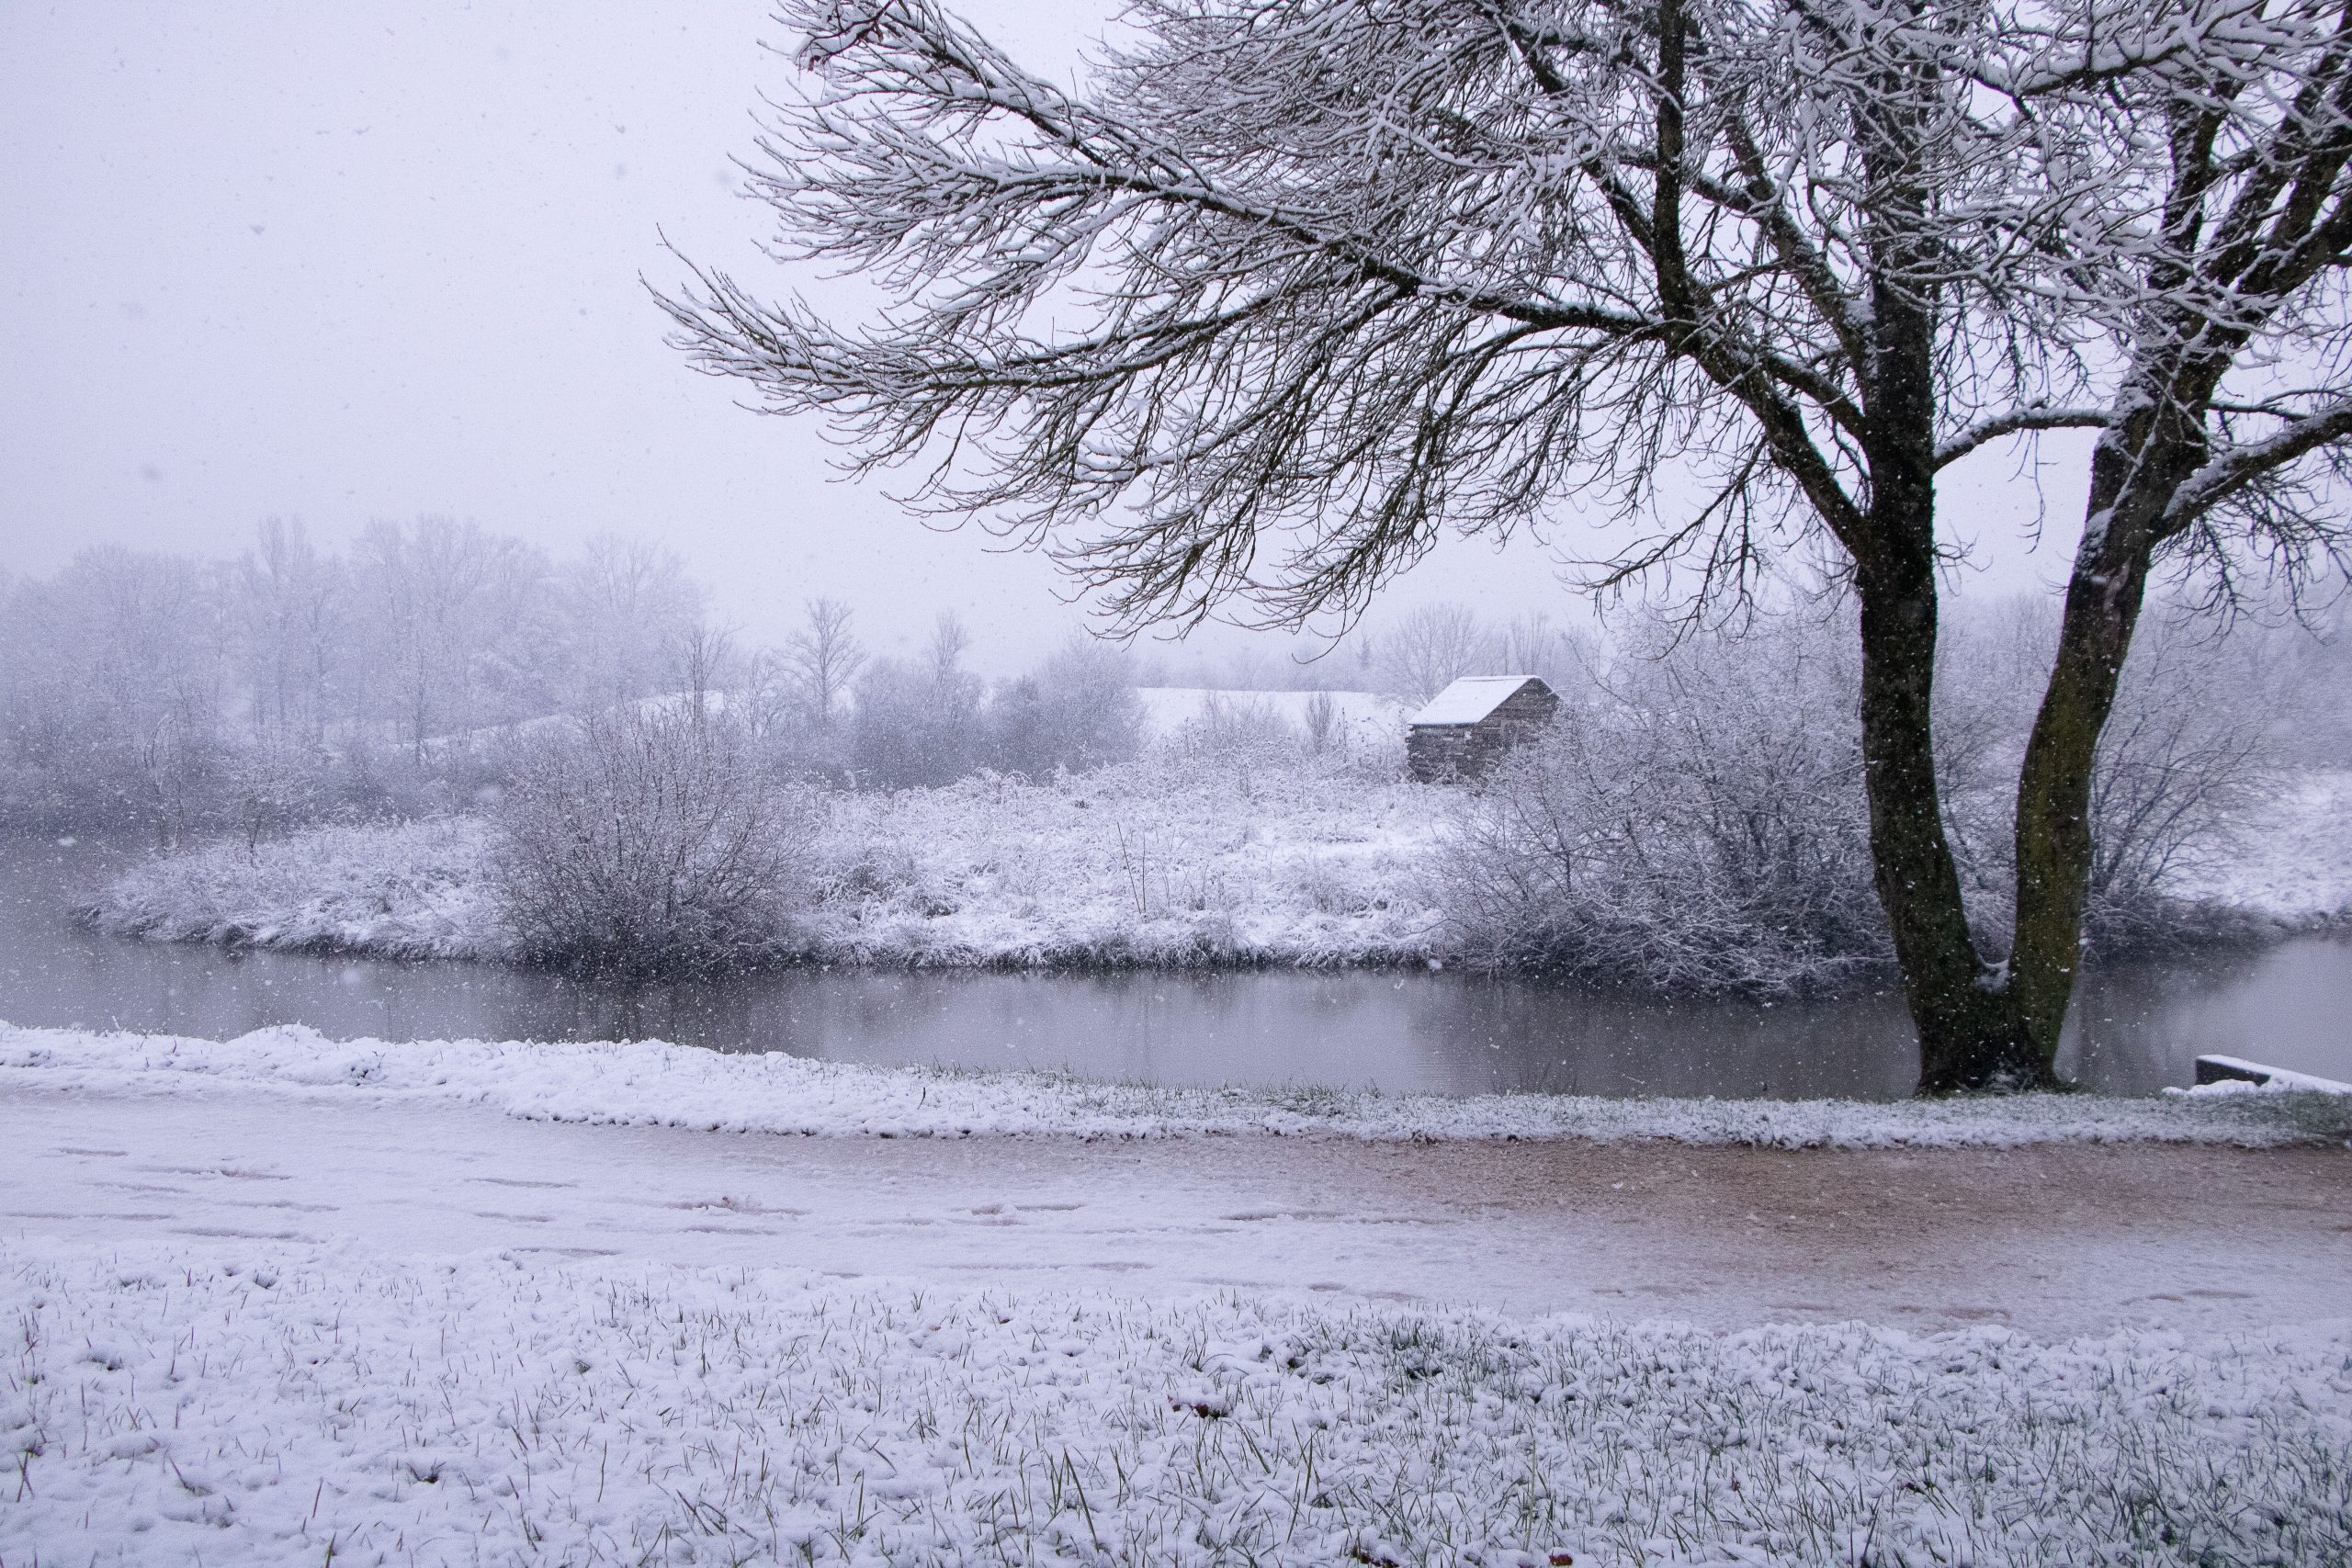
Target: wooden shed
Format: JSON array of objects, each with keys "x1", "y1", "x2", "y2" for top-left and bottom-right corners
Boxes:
[{"x1": 1406, "y1": 675, "x2": 1559, "y2": 783}]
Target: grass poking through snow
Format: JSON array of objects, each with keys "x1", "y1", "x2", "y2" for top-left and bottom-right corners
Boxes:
[{"x1": 5, "y1": 1244, "x2": 2346, "y2": 1566}]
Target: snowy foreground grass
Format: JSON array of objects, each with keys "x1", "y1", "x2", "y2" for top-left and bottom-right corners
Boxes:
[
  {"x1": 6, "y1": 1240, "x2": 2349, "y2": 1567},
  {"x1": 6, "y1": 1021, "x2": 2348, "y2": 1148}
]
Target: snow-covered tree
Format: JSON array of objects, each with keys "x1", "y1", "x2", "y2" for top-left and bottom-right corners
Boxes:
[
  {"x1": 556, "y1": 534, "x2": 705, "y2": 713},
  {"x1": 785, "y1": 596, "x2": 868, "y2": 728},
  {"x1": 664, "y1": 0, "x2": 2352, "y2": 1091},
  {"x1": 235, "y1": 518, "x2": 345, "y2": 748},
  {"x1": 849, "y1": 613, "x2": 987, "y2": 786},
  {"x1": 987, "y1": 635, "x2": 1146, "y2": 776},
  {"x1": 1374, "y1": 603, "x2": 1490, "y2": 705},
  {"x1": 353, "y1": 517, "x2": 553, "y2": 761}
]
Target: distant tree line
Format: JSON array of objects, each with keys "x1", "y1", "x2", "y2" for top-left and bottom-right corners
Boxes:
[
  {"x1": 0, "y1": 519, "x2": 1149, "y2": 839},
  {"x1": 0, "y1": 519, "x2": 711, "y2": 838}
]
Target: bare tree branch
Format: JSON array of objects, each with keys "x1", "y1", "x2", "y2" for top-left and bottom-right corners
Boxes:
[{"x1": 1935, "y1": 405, "x2": 2113, "y2": 469}]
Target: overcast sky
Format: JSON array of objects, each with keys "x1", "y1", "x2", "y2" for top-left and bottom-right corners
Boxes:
[{"x1": 2, "y1": 0, "x2": 2088, "y2": 671}]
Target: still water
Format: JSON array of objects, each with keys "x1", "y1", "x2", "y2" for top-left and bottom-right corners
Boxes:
[{"x1": 4, "y1": 835, "x2": 2346, "y2": 1100}]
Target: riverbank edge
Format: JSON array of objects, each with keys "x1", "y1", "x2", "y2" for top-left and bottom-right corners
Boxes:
[
  {"x1": 81, "y1": 896, "x2": 2352, "y2": 979},
  {"x1": 6, "y1": 1021, "x2": 2346, "y2": 1148},
  {"x1": 66, "y1": 806, "x2": 2349, "y2": 985}
]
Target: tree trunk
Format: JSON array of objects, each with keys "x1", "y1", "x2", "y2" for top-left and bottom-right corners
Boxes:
[
  {"x1": 1853, "y1": 554, "x2": 2052, "y2": 1093},
  {"x1": 2007, "y1": 422, "x2": 2180, "y2": 1073},
  {"x1": 1852, "y1": 200, "x2": 2052, "y2": 1094},
  {"x1": 2008, "y1": 558, "x2": 2148, "y2": 1070}
]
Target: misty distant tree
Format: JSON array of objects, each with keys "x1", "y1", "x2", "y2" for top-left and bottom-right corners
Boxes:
[
  {"x1": 986, "y1": 636, "x2": 1146, "y2": 776},
  {"x1": 1493, "y1": 612, "x2": 1592, "y2": 694},
  {"x1": 355, "y1": 517, "x2": 553, "y2": 762},
  {"x1": 1375, "y1": 603, "x2": 1490, "y2": 705},
  {"x1": 0, "y1": 547, "x2": 231, "y2": 836},
  {"x1": 785, "y1": 595, "x2": 868, "y2": 728},
  {"x1": 0, "y1": 524, "x2": 779, "y2": 833},
  {"x1": 849, "y1": 612, "x2": 987, "y2": 786},
  {"x1": 666, "y1": 0, "x2": 2352, "y2": 1092},
  {"x1": 558, "y1": 534, "x2": 705, "y2": 712},
  {"x1": 235, "y1": 518, "x2": 344, "y2": 747},
  {"x1": 671, "y1": 617, "x2": 739, "y2": 725}
]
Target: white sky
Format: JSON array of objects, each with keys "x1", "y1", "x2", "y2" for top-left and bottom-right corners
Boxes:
[{"x1": 0, "y1": 0, "x2": 2086, "y2": 671}]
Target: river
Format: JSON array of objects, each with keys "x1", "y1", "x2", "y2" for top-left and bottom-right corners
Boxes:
[{"x1": 4, "y1": 834, "x2": 2346, "y2": 1099}]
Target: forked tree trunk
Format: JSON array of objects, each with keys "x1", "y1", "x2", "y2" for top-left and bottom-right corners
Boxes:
[
  {"x1": 1853, "y1": 227, "x2": 2059, "y2": 1095},
  {"x1": 1883, "y1": 417, "x2": 2188, "y2": 1092}
]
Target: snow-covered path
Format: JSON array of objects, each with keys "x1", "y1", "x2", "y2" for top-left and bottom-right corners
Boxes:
[{"x1": 7, "y1": 1077, "x2": 2346, "y2": 1339}]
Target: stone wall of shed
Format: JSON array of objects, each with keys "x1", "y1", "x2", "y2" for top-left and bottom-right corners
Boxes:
[{"x1": 1407, "y1": 686, "x2": 1559, "y2": 784}]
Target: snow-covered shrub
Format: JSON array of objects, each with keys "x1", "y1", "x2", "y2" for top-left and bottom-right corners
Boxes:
[
  {"x1": 82, "y1": 816, "x2": 497, "y2": 958},
  {"x1": 985, "y1": 638, "x2": 1146, "y2": 777},
  {"x1": 490, "y1": 706, "x2": 817, "y2": 976},
  {"x1": 1436, "y1": 615, "x2": 1888, "y2": 994},
  {"x1": 1160, "y1": 691, "x2": 1304, "y2": 763}
]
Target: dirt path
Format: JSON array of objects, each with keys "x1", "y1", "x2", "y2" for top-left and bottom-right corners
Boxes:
[{"x1": 6, "y1": 1078, "x2": 2346, "y2": 1337}]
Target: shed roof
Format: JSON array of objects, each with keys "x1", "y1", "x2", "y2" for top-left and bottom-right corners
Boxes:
[{"x1": 1408, "y1": 675, "x2": 1550, "y2": 727}]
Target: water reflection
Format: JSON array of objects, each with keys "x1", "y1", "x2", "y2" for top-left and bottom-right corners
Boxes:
[{"x1": 4, "y1": 834, "x2": 2345, "y2": 1099}]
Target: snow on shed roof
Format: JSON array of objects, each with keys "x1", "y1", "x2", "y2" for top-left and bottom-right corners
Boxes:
[{"x1": 1409, "y1": 675, "x2": 1549, "y2": 727}]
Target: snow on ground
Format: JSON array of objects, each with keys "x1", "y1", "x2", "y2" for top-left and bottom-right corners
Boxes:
[
  {"x1": 78, "y1": 815, "x2": 502, "y2": 960},
  {"x1": 7, "y1": 1026, "x2": 2349, "y2": 1564},
  {"x1": 2181, "y1": 766, "x2": 2352, "y2": 921},
  {"x1": 8, "y1": 1236, "x2": 2348, "y2": 1567},
  {"x1": 808, "y1": 750, "x2": 1436, "y2": 965},
  {"x1": 7, "y1": 1021, "x2": 2347, "y2": 1148},
  {"x1": 85, "y1": 750, "x2": 1448, "y2": 968}
]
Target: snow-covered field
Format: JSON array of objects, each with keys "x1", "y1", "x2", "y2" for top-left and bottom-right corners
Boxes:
[
  {"x1": 85, "y1": 751, "x2": 1446, "y2": 968},
  {"x1": 2177, "y1": 766, "x2": 2352, "y2": 921},
  {"x1": 6, "y1": 1021, "x2": 2347, "y2": 1148},
  {"x1": 81, "y1": 815, "x2": 503, "y2": 961},
  {"x1": 1134, "y1": 685, "x2": 1408, "y2": 747},
  {"x1": 77, "y1": 761, "x2": 2352, "y2": 976},
  {"x1": 9, "y1": 1236, "x2": 2347, "y2": 1568}
]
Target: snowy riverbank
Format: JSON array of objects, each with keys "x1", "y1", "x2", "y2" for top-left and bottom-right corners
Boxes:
[
  {"x1": 6, "y1": 1021, "x2": 2347, "y2": 1147},
  {"x1": 72, "y1": 762, "x2": 2352, "y2": 976},
  {"x1": 8, "y1": 1022, "x2": 2348, "y2": 1565},
  {"x1": 8, "y1": 1235, "x2": 2347, "y2": 1568},
  {"x1": 82, "y1": 752, "x2": 1445, "y2": 969}
]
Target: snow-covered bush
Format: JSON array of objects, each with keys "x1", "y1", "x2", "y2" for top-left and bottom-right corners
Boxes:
[
  {"x1": 985, "y1": 637, "x2": 1146, "y2": 777},
  {"x1": 490, "y1": 706, "x2": 817, "y2": 976},
  {"x1": 1441, "y1": 597, "x2": 2298, "y2": 991},
  {"x1": 1437, "y1": 615, "x2": 1888, "y2": 994}
]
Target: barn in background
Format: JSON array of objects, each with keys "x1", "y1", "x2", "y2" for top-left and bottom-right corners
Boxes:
[{"x1": 1406, "y1": 675, "x2": 1560, "y2": 783}]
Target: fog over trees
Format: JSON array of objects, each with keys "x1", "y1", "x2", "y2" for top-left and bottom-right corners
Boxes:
[{"x1": 0, "y1": 520, "x2": 1166, "y2": 836}]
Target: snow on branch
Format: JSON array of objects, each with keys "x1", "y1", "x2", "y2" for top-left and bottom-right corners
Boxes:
[
  {"x1": 2163, "y1": 397, "x2": 2352, "y2": 528},
  {"x1": 1935, "y1": 403, "x2": 2112, "y2": 468},
  {"x1": 662, "y1": 0, "x2": 2352, "y2": 626}
]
